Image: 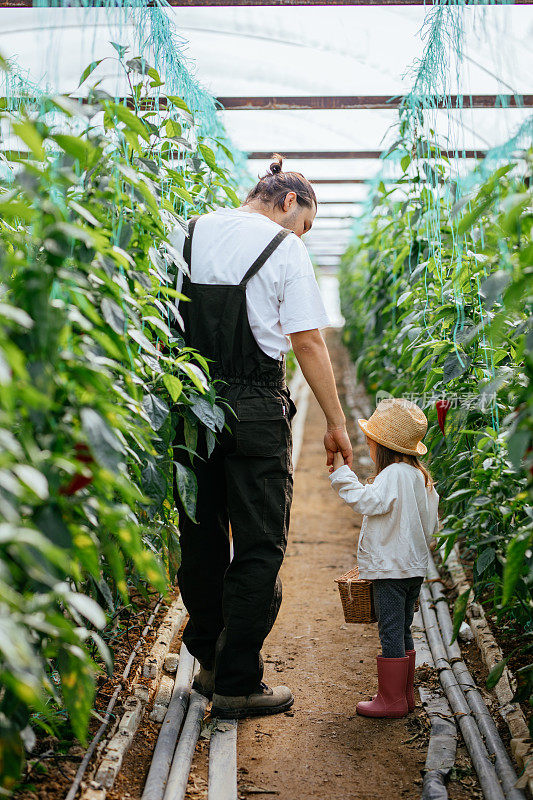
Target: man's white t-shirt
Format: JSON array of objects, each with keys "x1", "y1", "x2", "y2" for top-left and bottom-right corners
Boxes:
[{"x1": 172, "y1": 207, "x2": 331, "y2": 361}]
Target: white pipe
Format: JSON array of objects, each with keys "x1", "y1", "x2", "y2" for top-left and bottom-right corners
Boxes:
[
  {"x1": 141, "y1": 646, "x2": 196, "y2": 800},
  {"x1": 420, "y1": 583, "x2": 506, "y2": 800},
  {"x1": 425, "y1": 558, "x2": 525, "y2": 800},
  {"x1": 208, "y1": 720, "x2": 238, "y2": 800},
  {"x1": 163, "y1": 690, "x2": 209, "y2": 800}
]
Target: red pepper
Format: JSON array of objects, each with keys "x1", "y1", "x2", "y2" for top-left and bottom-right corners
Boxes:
[
  {"x1": 436, "y1": 399, "x2": 451, "y2": 435},
  {"x1": 59, "y1": 473, "x2": 93, "y2": 496},
  {"x1": 74, "y1": 443, "x2": 94, "y2": 464},
  {"x1": 59, "y1": 443, "x2": 95, "y2": 495}
]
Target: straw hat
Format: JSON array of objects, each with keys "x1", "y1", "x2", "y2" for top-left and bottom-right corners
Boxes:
[{"x1": 358, "y1": 398, "x2": 428, "y2": 456}]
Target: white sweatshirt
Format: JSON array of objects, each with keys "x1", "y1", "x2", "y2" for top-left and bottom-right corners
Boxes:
[{"x1": 329, "y1": 462, "x2": 440, "y2": 580}]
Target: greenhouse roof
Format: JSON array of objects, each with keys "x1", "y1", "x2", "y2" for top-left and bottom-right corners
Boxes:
[{"x1": 0, "y1": 3, "x2": 532, "y2": 267}]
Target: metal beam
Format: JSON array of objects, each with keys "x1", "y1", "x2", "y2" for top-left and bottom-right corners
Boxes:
[
  {"x1": 6, "y1": 93, "x2": 529, "y2": 114},
  {"x1": 218, "y1": 95, "x2": 532, "y2": 110},
  {"x1": 248, "y1": 149, "x2": 487, "y2": 159},
  {"x1": 3, "y1": 0, "x2": 531, "y2": 6},
  {"x1": 310, "y1": 179, "x2": 370, "y2": 184}
]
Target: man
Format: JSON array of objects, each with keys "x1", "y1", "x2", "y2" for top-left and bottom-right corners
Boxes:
[{"x1": 172, "y1": 153, "x2": 352, "y2": 718}]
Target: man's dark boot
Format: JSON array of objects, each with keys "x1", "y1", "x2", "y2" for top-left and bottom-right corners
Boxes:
[{"x1": 211, "y1": 682, "x2": 294, "y2": 719}]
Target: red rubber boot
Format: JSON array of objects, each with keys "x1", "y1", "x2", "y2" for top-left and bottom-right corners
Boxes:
[
  {"x1": 405, "y1": 649, "x2": 416, "y2": 712},
  {"x1": 356, "y1": 655, "x2": 409, "y2": 718}
]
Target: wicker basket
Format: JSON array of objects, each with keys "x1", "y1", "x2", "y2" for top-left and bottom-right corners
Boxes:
[{"x1": 335, "y1": 566, "x2": 377, "y2": 624}]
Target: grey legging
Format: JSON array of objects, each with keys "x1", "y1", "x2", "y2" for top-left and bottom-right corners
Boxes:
[{"x1": 372, "y1": 576, "x2": 424, "y2": 658}]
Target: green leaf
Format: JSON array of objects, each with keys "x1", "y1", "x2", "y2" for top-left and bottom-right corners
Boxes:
[
  {"x1": 163, "y1": 374, "x2": 183, "y2": 402},
  {"x1": 450, "y1": 588, "x2": 470, "y2": 644},
  {"x1": 65, "y1": 592, "x2": 106, "y2": 629},
  {"x1": 400, "y1": 154, "x2": 411, "y2": 172},
  {"x1": 57, "y1": 649, "x2": 94, "y2": 745},
  {"x1": 80, "y1": 408, "x2": 124, "y2": 473},
  {"x1": 142, "y1": 393, "x2": 169, "y2": 431},
  {"x1": 11, "y1": 120, "x2": 44, "y2": 160},
  {"x1": 110, "y1": 42, "x2": 129, "y2": 58},
  {"x1": 78, "y1": 58, "x2": 105, "y2": 88},
  {"x1": 178, "y1": 361, "x2": 208, "y2": 393},
  {"x1": 167, "y1": 95, "x2": 192, "y2": 114},
  {"x1": 190, "y1": 397, "x2": 225, "y2": 432},
  {"x1": 166, "y1": 119, "x2": 182, "y2": 138},
  {"x1": 12, "y1": 465, "x2": 48, "y2": 500},
  {"x1": 126, "y1": 57, "x2": 152, "y2": 75},
  {"x1": 0, "y1": 200, "x2": 35, "y2": 223},
  {"x1": 198, "y1": 143, "x2": 217, "y2": 171},
  {"x1": 479, "y1": 270, "x2": 512, "y2": 310},
  {"x1": 221, "y1": 184, "x2": 241, "y2": 206},
  {"x1": 442, "y1": 352, "x2": 471, "y2": 384},
  {"x1": 502, "y1": 533, "x2": 531, "y2": 606},
  {"x1": 475, "y1": 547, "x2": 495, "y2": 576},
  {"x1": 109, "y1": 103, "x2": 150, "y2": 143},
  {"x1": 88, "y1": 631, "x2": 113, "y2": 675},
  {"x1": 129, "y1": 327, "x2": 159, "y2": 357},
  {"x1": 173, "y1": 462, "x2": 197, "y2": 522},
  {"x1": 141, "y1": 461, "x2": 167, "y2": 508},
  {"x1": 53, "y1": 134, "x2": 95, "y2": 163},
  {"x1": 34, "y1": 504, "x2": 71, "y2": 548},
  {"x1": 486, "y1": 657, "x2": 509, "y2": 690},
  {"x1": 101, "y1": 298, "x2": 126, "y2": 335},
  {"x1": 457, "y1": 197, "x2": 492, "y2": 235}
]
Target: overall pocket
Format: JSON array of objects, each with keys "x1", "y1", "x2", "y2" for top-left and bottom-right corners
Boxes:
[
  {"x1": 263, "y1": 475, "x2": 292, "y2": 548},
  {"x1": 235, "y1": 396, "x2": 287, "y2": 458}
]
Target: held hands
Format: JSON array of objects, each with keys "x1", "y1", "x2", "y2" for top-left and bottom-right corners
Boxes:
[
  {"x1": 331, "y1": 450, "x2": 345, "y2": 472},
  {"x1": 325, "y1": 426, "x2": 353, "y2": 473}
]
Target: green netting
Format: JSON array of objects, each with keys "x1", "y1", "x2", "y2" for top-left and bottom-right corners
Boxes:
[
  {"x1": 350, "y1": 4, "x2": 532, "y2": 437},
  {"x1": 2, "y1": 0, "x2": 252, "y2": 186}
]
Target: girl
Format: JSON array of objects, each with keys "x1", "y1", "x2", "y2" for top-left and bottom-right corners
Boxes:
[{"x1": 328, "y1": 397, "x2": 440, "y2": 719}]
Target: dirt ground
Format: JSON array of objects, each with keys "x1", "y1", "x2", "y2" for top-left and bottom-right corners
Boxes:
[
  {"x1": 231, "y1": 333, "x2": 422, "y2": 800},
  {"x1": 110, "y1": 331, "x2": 482, "y2": 800},
  {"x1": 16, "y1": 331, "x2": 489, "y2": 800}
]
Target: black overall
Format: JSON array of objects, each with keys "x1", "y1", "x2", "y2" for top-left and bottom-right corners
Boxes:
[{"x1": 172, "y1": 215, "x2": 297, "y2": 696}]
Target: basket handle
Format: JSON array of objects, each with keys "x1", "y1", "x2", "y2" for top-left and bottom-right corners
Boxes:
[{"x1": 347, "y1": 579, "x2": 354, "y2": 603}]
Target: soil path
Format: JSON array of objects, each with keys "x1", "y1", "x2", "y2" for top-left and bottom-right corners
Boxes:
[{"x1": 236, "y1": 332, "x2": 426, "y2": 800}]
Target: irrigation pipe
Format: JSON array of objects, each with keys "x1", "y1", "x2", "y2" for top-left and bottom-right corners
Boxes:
[
  {"x1": 142, "y1": 645, "x2": 196, "y2": 800},
  {"x1": 419, "y1": 687, "x2": 457, "y2": 800},
  {"x1": 64, "y1": 596, "x2": 163, "y2": 800},
  {"x1": 208, "y1": 720, "x2": 238, "y2": 800},
  {"x1": 162, "y1": 689, "x2": 209, "y2": 800},
  {"x1": 420, "y1": 582, "x2": 507, "y2": 800},
  {"x1": 443, "y1": 545, "x2": 533, "y2": 796},
  {"x1": 425, "y1": 558, "x2": 525, "y2": 800},
  {"x1": 413, "y1": 603, "x2": 457, "y2": 800}
]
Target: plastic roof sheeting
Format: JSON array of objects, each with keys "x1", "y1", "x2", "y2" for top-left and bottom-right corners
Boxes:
[{"x1": 0, "y1": 5, "x2": 532, "y2": 267}]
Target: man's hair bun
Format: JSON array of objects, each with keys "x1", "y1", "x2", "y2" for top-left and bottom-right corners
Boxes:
[{"x1": 269, "y1": 152, "x2": 283, "y2": 175}]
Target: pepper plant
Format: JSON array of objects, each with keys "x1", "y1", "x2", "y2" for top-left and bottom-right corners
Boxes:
[
  {"x1": 339, "y1": 137, "x2": 532, "y2": 725},
  {"x1": 0, "y1": 51, "x2": 241, "y2": 792}
]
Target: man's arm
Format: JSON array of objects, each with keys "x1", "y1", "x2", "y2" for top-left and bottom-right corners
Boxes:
[{"x1": 290, "y1": 328, "x2": 353, "y2": 469}]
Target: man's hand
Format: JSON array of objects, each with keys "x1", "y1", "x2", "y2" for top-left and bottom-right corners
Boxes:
[
  {"x1": 290, "y1": 329, "x2": 353, "y2": 469},
  {"x1": 325, "y1": 426, "x2": 353, "y2": 471}
]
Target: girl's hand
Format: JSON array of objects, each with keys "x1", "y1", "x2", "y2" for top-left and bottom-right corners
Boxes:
[{"x1": 329, "y1": 450, "x2": 346, "y2": 473}]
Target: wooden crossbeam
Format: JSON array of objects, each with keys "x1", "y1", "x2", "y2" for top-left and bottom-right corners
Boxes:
[
  {"x1": 248, "y1": 149, "x2": 488, "y2": 158},
  {"x1": 219, "y1": 95, "x2": 533, "y2": 110},
  {"x1": 3, "y1": 0, "x2": 531, "y2": 6}
]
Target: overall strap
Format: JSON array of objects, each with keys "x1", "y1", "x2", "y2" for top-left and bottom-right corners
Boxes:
[
  {"x1": 183, "y1": 214, "x2": 202, "y2": 271},
  {"x1": 240, "y1": 229, "x2": 291, "y2": 286}
]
